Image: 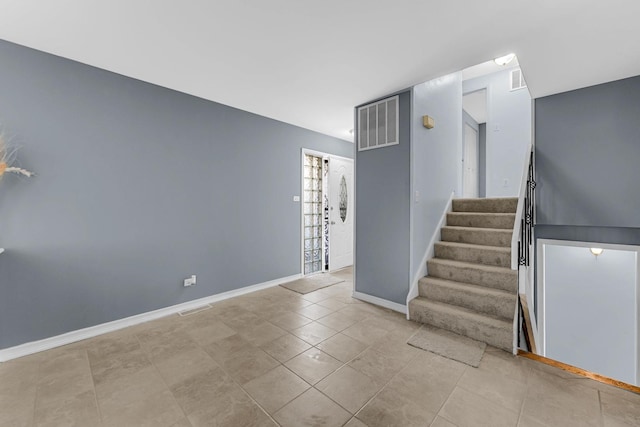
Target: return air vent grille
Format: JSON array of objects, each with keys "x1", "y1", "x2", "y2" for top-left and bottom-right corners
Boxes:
[
  {"x1": 357, "y1": 95, "x2": 399, "y2": 151},
  {"x1": 510, "y1": 69, "x2": 527, "y2": 91}
]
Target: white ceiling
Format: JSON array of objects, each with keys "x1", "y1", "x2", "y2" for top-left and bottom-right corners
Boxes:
[
  {"x1": 0, "y1": 0, "x2": 639, "y2": 142},
  {"x1": 462, "y1": 57, "x2": 519, "y2": 82}
]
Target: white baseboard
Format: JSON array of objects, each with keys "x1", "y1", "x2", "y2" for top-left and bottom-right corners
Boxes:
[
  {"x1": 353, "y1": 291, "x2": 407, "y2": 314},
  {"x1": 0, "y1": 273, "x2": 301, "y2": 363},
  {"x1": 406, "y1": 191, "x2": 454, "y2": 319}
]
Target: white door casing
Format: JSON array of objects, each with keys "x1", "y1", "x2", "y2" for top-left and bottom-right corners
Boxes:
[
  {"x1": 328, "y1": 156, "x2": 354, "y2": 270},
  {"x1": 463, "y1": 123, "x2": 479, "y2": 198}
]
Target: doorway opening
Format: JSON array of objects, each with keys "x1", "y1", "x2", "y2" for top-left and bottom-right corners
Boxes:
[
  {"x1": 301, "y1": 150, "x2": 354, "y2": 276},
  {"x1": 462, "y1": 88, "x2": 486, "y2": 198},
  {"x1": 460, "y1": 55, "x2": 532, "y2": 198}
]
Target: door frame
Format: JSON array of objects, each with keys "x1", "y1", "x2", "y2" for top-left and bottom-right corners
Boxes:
[
  {"x1": 300, "y1": 149, "x2": 353, "y2": 276},
  {"x1": 462, "y1": 87, "x2": 489, "y2": 198},
  {"x1": 327, "y1": 155, "x2": 355, "y2": 273},
  {"x1": 462, "y1": 121, "x2": 479, "y2": 198}
]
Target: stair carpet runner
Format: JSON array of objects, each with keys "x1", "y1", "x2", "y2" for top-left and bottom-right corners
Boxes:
[{"x1": 408, "y1": 197, "x2": 518, "y2": 352}]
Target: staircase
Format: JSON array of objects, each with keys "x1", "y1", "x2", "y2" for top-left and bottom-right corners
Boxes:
[{"x1": 408, "y1": 197, "x2": 518, "y2": 352}]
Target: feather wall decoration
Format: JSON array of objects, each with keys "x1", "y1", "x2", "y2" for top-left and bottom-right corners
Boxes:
[{"x1": 0, "y1": 133, "x2": 35, "y2": 181}]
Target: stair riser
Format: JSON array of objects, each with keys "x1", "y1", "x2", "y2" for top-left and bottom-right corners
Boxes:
[
  {"x1": 419, "y1": 281, "x2": 516, "y2": 320},
  {"x1": 447, "y1": 213, "x2": 515, "y2": 229},
  {"x1": 426, "y1": 260, "x2": 517, "y2": 292},
  {"x1": 435, "y1": 244, "x2": 511, "y2": 268},
  {"x1": 409, "y1": 301, "x2": 512, "y2": 351},
  {"x1": 441, "y1": 228, "x2": 511, "y2": 247},
  {"x1": 452, "y1": 198, "x2": 518, "y2": 213}
]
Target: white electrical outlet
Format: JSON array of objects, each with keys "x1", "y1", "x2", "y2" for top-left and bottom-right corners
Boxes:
[{"x1": 183, "y1": 275, "x2": 196, "y2": 287}]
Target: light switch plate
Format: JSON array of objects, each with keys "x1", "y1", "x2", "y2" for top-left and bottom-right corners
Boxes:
[{"x1": 293, "y1": 196, "x2": 300, "y2": 202}]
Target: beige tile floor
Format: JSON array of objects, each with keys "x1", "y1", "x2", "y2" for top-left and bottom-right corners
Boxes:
[{"x1": 1, "y1": 267, "x2": 639, "y2": 426}]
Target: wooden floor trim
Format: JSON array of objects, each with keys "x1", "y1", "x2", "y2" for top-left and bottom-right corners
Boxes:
[{"x1": 518, "y1": 350, "x2": 640, "y2": 395}]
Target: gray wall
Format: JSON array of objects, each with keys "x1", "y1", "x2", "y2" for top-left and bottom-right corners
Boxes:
[
  {"x1": 355, "y1": 91, "x2": 411, "y2": 304},
  {"x1": 544, "y1": 244, "x2": 637, "y2": 385},
  {"x1": 0, "y1": 40, "x2": 353, "y2": 349},
  {"x1": 535, "y1": 75, "x2": 640, "y2": 233},
  {"x1": 412, "y1": 73, "x2": 462, "y2": 283},
  {"x1": 464, "y1": 68, "x2": 531, "y2": 197}
]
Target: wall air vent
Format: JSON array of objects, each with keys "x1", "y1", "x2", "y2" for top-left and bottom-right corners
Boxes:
[
  {"x1": 357, "y1": 95, "x2": 399, "y2": 151},
  {"x1": 510, "y1": 68, "x2": 527, "y2": 91}
]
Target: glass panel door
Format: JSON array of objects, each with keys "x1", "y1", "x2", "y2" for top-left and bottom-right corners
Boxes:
[{"x1": 304, "y1": 154, "x2": 323, "y2": 274}]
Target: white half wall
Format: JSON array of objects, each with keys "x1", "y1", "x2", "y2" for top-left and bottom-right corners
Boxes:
[{"x1": 541, "y1": 241, "x2": 638, "y2": 385}]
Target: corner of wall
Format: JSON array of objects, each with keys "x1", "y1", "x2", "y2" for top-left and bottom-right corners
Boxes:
[{"x1": 410, "y1": 72, "x2": 463, "y2": 284}]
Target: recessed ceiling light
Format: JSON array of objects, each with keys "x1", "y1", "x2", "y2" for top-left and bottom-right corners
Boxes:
[{"x1": 494, "y1": 53, "x2": 516, "y2": 66}]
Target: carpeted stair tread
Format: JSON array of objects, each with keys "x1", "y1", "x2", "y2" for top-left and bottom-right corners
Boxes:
[
  {"x1": 418, "y1": 276, "x2": 516, "y2": 320},
  {"x1": 427, "y1": 258, "x2": 517, "y2": 292},
  {"x1": 434, "y1": 241, "x2": 511, "y2": 268},
  {"x1": 409, "y1": 197, "x2": 519, "y2": 352},
  {"x1": 447, "y1": 212, "x2": 516, "y2": 229},
  {"x1": 452, "y1": 197, "x2": 518, "y2": 213},
  {"x1": 408, "y1": 297, "x2": 513, "y2": 351},
  {"x1": 441, "y1": 226, "x2": 512, "y2": 247}
]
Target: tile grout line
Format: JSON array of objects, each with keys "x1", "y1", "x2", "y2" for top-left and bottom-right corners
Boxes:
[
  {"x1": 516, "y1": 361, "x2": 536, "y2": 426},
  {"x1": 244, "y1": 286, "x2": 362, "y2": 422},
  {"x1": 31, "y1": 355, "x2": 44, "y2": 426},
  {"x1": 514, "y1": 372, "x2": 531, "y2": 427},
  {"x1": 280, "y1": 332, "x2": 361, "y2": 417},
  {"x1": 597, "y1": 390, "x2": 605, "y2": 427},
  {"x1": 170, "y1": 312, "x2": 284, "y2": 425},
  {"x1": 431, "y1": 357, "x2": 469, "y2": 425},
  {"x1": 215, "y1": 350, "x2": 287, "y2": 426},
  {"x1": 351, "y1": 349, "x2": 422, "y2": 423},
  {"x1": 297, "y1": 329, "x2": 373, "y2": 417},
  {"x1": 188, "y1": 314, "x2": 294, "y2": 427},
  {"x1": 312, "y1": 329, "x2": 421, "y2": 423},
  {"x1": 94, "y1": 329, "x2": 172, "y2": 424},
  {"x1": 137, "y1": 329, "x2": 195, "y2": 426},
  {"x1": 453, "y1": 357, "x2": 528, "y2": 422},
  {"x1": 85, "y1": 348, "x2": 105, "y2": 426}
]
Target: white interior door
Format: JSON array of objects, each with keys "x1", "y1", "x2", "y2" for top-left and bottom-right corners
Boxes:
[
  {"x1": 328, "y1": 156, "x2": 354, "y2": 271},
  {"x1": 463, "y1": 123, "x2": 479, "y2": 198}
]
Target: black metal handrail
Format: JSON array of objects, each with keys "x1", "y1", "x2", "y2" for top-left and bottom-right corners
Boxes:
[
  {"x1": 518, "y1": 149, "x2": 536, "y2": 267},
  {"x1": 516, "y1": 147, "x2": 536, "y2": 351}
]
